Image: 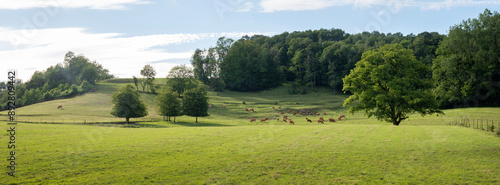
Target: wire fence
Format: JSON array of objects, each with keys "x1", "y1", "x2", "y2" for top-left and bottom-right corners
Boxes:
[{"x1": 448, "y1": 117, "x2": 499, "y2": 133}]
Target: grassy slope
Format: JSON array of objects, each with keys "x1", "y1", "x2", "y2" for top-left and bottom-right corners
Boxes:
[{"x1": 1, "y1": 79, "x2": 499, "y2": 184}]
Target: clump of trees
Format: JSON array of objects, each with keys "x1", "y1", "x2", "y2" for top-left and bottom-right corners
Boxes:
[
  {"x1": 433, "y1": 9, "x2": 500, "y2": 108},
  {"x1": 0, "y1": 51, "x2": 114, "y2": 110},
  {"x1": 155, "y1": 65, "x2": 209, "y2": 123},
  {"x1": 192, "y1": 29, "x2": 444, "y2": 93},
  {"x1": 191, "y1": 9, "x2": 499, "y2": 109}
]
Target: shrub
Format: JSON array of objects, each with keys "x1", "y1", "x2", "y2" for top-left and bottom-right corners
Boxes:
[{"x1": 242, "y1": 101, "x2": 246, "y2": 104}]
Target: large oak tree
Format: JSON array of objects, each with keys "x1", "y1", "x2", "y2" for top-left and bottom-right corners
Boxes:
[{"x1": 343, "y1": 44, "x2": 442, "y2": 126}]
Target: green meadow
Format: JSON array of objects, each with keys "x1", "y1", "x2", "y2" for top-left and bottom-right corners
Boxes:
[{"x1": 1, "y1": 80, "x2": 499, "y2": 184}]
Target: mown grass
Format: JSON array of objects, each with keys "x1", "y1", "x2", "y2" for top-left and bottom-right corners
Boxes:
[
  {"x1": 1, "y1": 122, "x2": 499, "y2": 184},
  {"x1": 1, "y1": 79, "x2": 499, "y2": 184}
]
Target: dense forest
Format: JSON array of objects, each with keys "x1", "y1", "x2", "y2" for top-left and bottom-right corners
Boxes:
[
  {"x1": 191, "y1": 9, "x2": 499, "y2": 108},
  {"x1": 0, "y1": 51, "x2": 114, "y2": 109}
]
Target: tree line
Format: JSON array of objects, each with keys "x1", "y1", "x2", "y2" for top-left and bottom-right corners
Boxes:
[
  {"x1": 192, "y1": 9, "x2": 499, "y2": 108},
  {"x1": 0, "y1": 51, "x2": 114, "y2": 110}
]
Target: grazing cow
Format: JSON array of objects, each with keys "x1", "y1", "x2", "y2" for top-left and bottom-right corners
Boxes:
[
  {"x1": 289, "y1": 119, "x2": 295, "y2": 124},
  {"x1": 317, "y1": 113, "x2": 321, "y2": 116},
  {"x1": 250, "y1": 118, "x2": 256, "y2": 122},
  {"x1": 299, "y1": 112, "x2": 302, "y2": 115},
  {"x1": 222, "y1": 105, "x2": 227, "y2": 108},
  {"x1": 318, "y1": 120, "x2": 324, "y2": 124},
  {"x1": 279, "y1": 106, "x2": 281, "y2": 109},
  {"x1": 340, "y1": 115, "x2": 346, "y2": 119},
  {"x1": 313, "y1": 112, "x2": 317, "y2": 115},
  {"x1": 319, "y1": 117, "x2": 324, "y2": 121},
  {"x1": 57, "y1": 105, "x2": 63, "y2": 109},
  {"x1": 283, "y1": 115, "x2": 288, "y2": 119},
  {"x1": 260, "y1": 118, "x2": 267, "y2": 123},
  {"x1": 293, "y1": 113, "x2": 297, "y2": 116},
  {"x1": 276, "y1": 117, "x2": 280, "y2": 121},
  {"x1": 306, "y1": 118, "x2": 312, "y2": 122},
  {"x1": 328, "y1": 118, "x2": 335, "y2": 122},
  {"x1": 338, "y1": 117, "x2": 342, "y2": 121},
  {"x1": 282, "y1": 118, "x2": 287, "y2": 123},
  {"x1": 288, "y1": 110, "x2": 293, "y2": 113},
  {"x1": 323, "y1": 112, "x2": 326, "y2": 115},
  {"x1": 249, "y1": 108, "x2": 254, "y2": 111},
  {"x1": 245, "y1": 108, "x2": 249, "y2": 111},
  {"x1": 280, "y1": 111, "x2": 285, "y2": 114},
  {"x1": 272, "y1": 107, "x2": 275, "y2": 109}
]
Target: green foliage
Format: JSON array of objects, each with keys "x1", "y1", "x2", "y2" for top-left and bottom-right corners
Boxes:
[
  {"x1": 155, "y1": 90, "x2": 182, "y2": 122},
  {"x1": 182, "y1": 87, "x2": 209, "y2": 123},
  {"x1": 220, "y1": 39, "x2": 281, "y2": 91},
  {"x1": 79, "y1": 80, "x2": 94, "y2": 92},
  {"x1": 433, "y1": 9, "x2": 500, "y2": 108},
  {"x1": 167, "y1": 64, "x2": 198, "y2": 95},
  {"x1": 140, "y1": 64, "x2": 156, "y2": 92},
  {"x1": 110, "y1": 84, "x2": 148, "y2": 123},
  {"x1": 343, "y1": 44, "x2": 443, "y2": 125},
  {"x1": 0, "y1": 51, "x2": 113, "y2": 110}
]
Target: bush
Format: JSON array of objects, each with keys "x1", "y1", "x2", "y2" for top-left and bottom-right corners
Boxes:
[
  {"x1": 242, "y1": 101, "x2": 246, "y2": 104},
  {"x1": 79, "y1": 80, "x2": 94, "y2": 93},
  {"x1": 43, "y1": 92, "x2": 53, "y2": 101}
]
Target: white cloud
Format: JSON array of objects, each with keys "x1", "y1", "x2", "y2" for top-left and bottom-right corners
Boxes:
[
  {"x1": 0, "y1": 0, "x2": 150, "y2": 10},
  {"x1": 259, "y1": 0, "x2": 500, "y2": 12},
  {"x1": 0, "y1": 28, "x2": 271, "y2": 81},
  {"x1": 236, "y1": 2, "x2": 255, "y2": 12}
]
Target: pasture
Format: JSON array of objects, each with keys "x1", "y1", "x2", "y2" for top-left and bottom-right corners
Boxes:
[{"x1": 1, "y1": 80, "x2": 499, "y2": 184}]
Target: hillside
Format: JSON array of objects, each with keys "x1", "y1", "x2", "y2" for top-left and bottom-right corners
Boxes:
[{"x1": 1, "y1": 79, "x2": 499, "y2": 126}]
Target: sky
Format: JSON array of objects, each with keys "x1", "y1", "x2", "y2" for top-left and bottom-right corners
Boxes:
[{"x1": 0, "y1": 0, "x2": 499, "y2": 82}]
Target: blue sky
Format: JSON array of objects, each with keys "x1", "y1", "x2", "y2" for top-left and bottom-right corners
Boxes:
[{"x1": 0, "y1": 0, "x2": 499, "y2": 82}]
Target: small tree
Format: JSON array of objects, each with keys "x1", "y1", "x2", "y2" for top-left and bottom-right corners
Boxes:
[
  {"x1": 167, "y1": 64, "x2": 198, "y2": 95},
  {"x1": 182, "y1": 87, "x2": 209, "y2": 123},
  {"x1": 133, "y1": 76, "x2": 139, "y2": 91},
  {"x1": 343, "y1": 44, "x2": 442, "y2": 126},
  {"x1": 156, "y1": 90, "x2": 182, "y2": 122},
  {"x1": 141, "y1": 64, "x2": 156, "y2": 92},
  {"x1": 111, "y1": 84, "x2": 148, "y2": 124}
]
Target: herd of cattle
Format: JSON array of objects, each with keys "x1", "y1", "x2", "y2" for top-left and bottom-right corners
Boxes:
[{"x1": 220, "y1": 104, "x2": 346, "y2": 124}]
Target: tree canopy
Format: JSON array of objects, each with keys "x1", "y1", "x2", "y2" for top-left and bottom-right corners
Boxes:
[
  {"x1": 111, "y1": 84, "x2": 148, "y2": 124},
  {"x1": 156, "y1": 90, "x2": 182, "y2": 122},
  {"x1": 182, "y1": 87, "x2": 209, "y2": 123},
  {"x1": 343, "y1": 44, "x2": 443, "y2": 125},
  {"x1": 167, "y1": 64, "x2": 198, "y2": 95},
  {"x1": 433, "y1": 9, "x2": 500, "y2": 108},
  {"x1": 192, "y1": 28, "x2": 444, "y2": 92}
]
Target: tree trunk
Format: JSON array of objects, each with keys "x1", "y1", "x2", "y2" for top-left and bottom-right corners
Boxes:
[
  {"x1": 196, "y1": 117, "x2": 198, "y2": 123},
  {"x1": 126, "y1": 117, "x2": 130, "y2": 124}
]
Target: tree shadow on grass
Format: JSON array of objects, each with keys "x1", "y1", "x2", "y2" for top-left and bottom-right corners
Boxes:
[{"x1": 167, "y1": 121, "x2": 233, "y2": 127}]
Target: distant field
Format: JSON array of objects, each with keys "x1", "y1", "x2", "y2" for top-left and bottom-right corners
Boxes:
[{"x1": 1, "y1": 79, "x2": 499, "y2": 184}]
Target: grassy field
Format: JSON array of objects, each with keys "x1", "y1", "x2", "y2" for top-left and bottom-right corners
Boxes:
[{"x1": 1, "y1": 79, "x2": 499, "y2": 184}]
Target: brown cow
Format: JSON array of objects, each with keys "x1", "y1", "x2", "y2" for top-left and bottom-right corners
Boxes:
[
  {"x1": 260, "y1": 118, "x2": 267, "y2": 122},
  {"x1": 282, "y1": 118, "x2": 287, "y2": 123},
  {"x1": 328, "y1": 118, "x2": 335, "y2": 122},
  {"x1": 323, "y1": 112, "x2": 326, "y2": 115},
  {"x1": 250, "y1": 118, "x2": 256, "y2": 122},
  {"x1": 306, "y1": 117, "x2": 312, "y2": 122},
  {"x1": 57, "y1": 105, "x2": 63, "y2": 109},
  {"x1": 289, "y1": 119, "x2": 295, "y2": 124},
  {"x1": 318, "y1": 120, "x2": 324, "y2": 124},
  {"x1": 319, "y1": 117, "x2": 324, "y2": 121},
  {"x1": 338, "y1": 117, "x2": 342, "y2": 121},
  {"x1": 222, "y1": 105, "x2": 227, "y2": 108}
]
